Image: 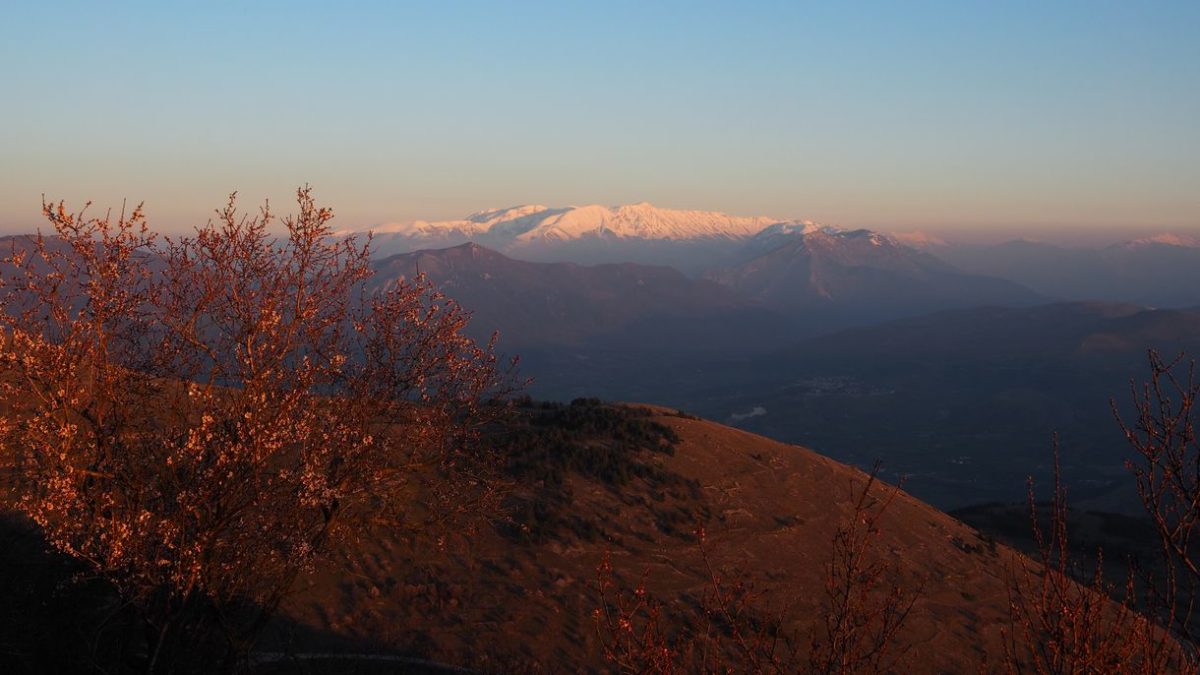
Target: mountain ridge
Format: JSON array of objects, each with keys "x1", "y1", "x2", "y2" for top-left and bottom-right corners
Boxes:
[
  {"x1": 354, "y1": 202, "x2": 805, "y2": 243},
  {"x1": 345, "y1": 203, "x2": 833, "y2": 270},
  {"x1": 368, "y1": 242, "x2": 800, "y2": 352},
  {"x1": 705, "y1": 227, "x2": 1045, "y2": 315},
  {"x1": 941, "y1": 236, "x2": 1200, "y2": 307}
]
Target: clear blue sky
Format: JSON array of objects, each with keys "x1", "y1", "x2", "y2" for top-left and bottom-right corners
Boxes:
[{"x1": 2, "y1": 1, "x2": 1197, "y2": 241}]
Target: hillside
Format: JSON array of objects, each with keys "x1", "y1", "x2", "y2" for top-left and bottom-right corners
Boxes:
[
  {"x1": 1, "y1": 399, "x2": 1167, "y2": 672},
  {"x1": 270, "y1": 402, "x2": 1045, "y2": 672}
]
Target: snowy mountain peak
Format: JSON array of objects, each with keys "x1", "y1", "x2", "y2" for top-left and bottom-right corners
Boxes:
[
  {"x1": 754, "y1": 220, "x2": 834, "y2": 238},
  {"x1": 358, "y1": 203, "x2": 815, "y2": 245},
  {"x1": 503, "y1": 203, "x2": 787, "y2": 242},
  {"x1": 464, "y1": 204, "x2": 551, "y2": 225},
  {"x1": 1123, "y1": 233, "x2": 1200, "y2": 248},
  {"x1": 349, "y1": 202, "x2": 862, "y2": 270}
]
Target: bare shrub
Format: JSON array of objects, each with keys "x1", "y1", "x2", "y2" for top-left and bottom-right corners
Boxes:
[
  {"x1": 1003, "y1": 441, "x2": 1178, "y2": 674},
  {"x1": 593, "y1": 536, "x2": 797, "y2": 674},
  {"x1": 593, "y1": 553, "x2": 683, "y2": 674},
  {"x1": 808, "y1": 463, "x2": 918, "y2": 675},
  {"x1": 1116, "y1": 350, "x2": 1200, "y2": 651},
  {"x1": 0, "y1": 188, "x2": 513, "y2": 671}
]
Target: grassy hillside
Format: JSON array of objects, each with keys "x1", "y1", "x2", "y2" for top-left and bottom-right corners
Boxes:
[
  {"x1": 271, "y1": 401, "x2": 1040, "y2": 672},
  {"x1": 1, "y1": 399, "x2": 1147, "y2": 672}
]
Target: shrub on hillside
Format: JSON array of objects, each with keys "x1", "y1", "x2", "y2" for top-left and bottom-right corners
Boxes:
[{"x1": 0, "y1": 189, "x2": 514, "y2": 672}]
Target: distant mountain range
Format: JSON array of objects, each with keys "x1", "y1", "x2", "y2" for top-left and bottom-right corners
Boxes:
[
  {"x1": 348, "y1": 203, "x2": 832, "y2": 272},
  {"x1": 927, "y1": 236, "x2": 1200, "y2": 308},
  {"x1": 350, "y1": 202, "x2": 1199, "y2": 308},
  {"x1": 706, "y1": 227, "x2": 1043, "y2": 320},
  {"x1": 369, "y1": 243, "x2": 796, "y2": 353},
  {"x1": 353, "y1": 203, "x2": 1053, "y2": 341},
  {"x1": 366, "y1": 236, "x2": 1046, "y2": 355}
]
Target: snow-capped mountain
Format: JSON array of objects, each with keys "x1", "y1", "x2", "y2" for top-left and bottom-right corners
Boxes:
[
  {"x1": 348, "y1": 203, "x2": 820, "y2": 271},
  {"x1": 349, "y1": 203, "x2": 1049, "y2": 317},
  {"x1": 734, "y1": 220, "x2": 841, "y2": 260},
  {"x1": 1120, "y1": 233, "x2": 1200, "y2": 249},
  {"x1": 363, "y1": 202, "x2": 785, "y2": 244}
]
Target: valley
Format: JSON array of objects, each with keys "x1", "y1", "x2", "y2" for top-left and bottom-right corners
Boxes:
[{"x1": 341, "y1": 207, "x2": 1200, "y2": 514}]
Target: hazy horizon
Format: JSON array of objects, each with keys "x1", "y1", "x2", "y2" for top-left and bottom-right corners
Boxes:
[
  {"x1": 3, "y1": 2, "x2": 1197, "y2": 242},
  {"x1": 2, "y1": 195, "x2": 1193, "y2": 248}
]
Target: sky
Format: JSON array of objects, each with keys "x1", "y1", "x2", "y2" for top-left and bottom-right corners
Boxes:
[{"x1": 2, "y1": 1, "x2": 1198, "y2": 242}]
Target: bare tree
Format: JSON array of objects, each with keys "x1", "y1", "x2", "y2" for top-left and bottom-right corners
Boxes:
[
  {"x1": 0, "y1": 188, "x2": 512, "y2": 672},
  {"x1": 1115, "y1": 350, "x2": 1200, "y2": 659},
  {"x1": 1002, "y1": 441, "x2": 1177, "y2": 674}
]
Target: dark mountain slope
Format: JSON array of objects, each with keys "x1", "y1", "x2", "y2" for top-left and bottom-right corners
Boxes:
[
  {"x1": 707, "y1": 229, "x2": 1044, "y2": 323},
  {"x1": 683, "y1": 303, "x2": 1200, "y2": 511},
  {"x1": 370, "y1": 243, "x2": 800, "y2": 353},
  {"x1": 941, "y1": 238, "x2": 1200, "y2": 307}
]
